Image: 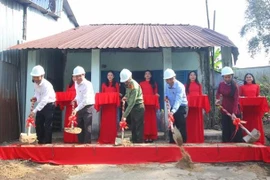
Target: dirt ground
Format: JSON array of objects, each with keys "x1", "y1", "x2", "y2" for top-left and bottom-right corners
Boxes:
[
  {"x1": 0, "y1": 160, "x2": 269, "y2": 180},
  {"x1": 1, "y1": 125, "x2": 270, "y2": 180},
  {"x1": 0, "y1": 160, "x2": 92, "y2": 180}
]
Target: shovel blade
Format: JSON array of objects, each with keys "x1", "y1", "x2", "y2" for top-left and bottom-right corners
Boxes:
[
  {"x1": 115, "y1": 137, "x2": 122, "y2": 146},
  {"x1": 172, "y1": 126, "x2": 183, "y2": 146},
  {"x1": 64, "y1": 127, "x2": 82, "y2": 134},
  {"x1": 243, "y1": 129, "x2": 261, "y2": 143},
  {"x1": 19, "y1": 133, "x2": 37, "y2": 144},
  {"x1": 115, "y1": 137, "x2": 130, "y2": 146}
]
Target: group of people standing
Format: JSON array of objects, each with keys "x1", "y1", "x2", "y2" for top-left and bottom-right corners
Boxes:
[
  {"x1": 216, "y1": 66, "x2": 265, "y2": 144},
  {"x1": 29, "y1": 64, "x2": 266, "y2": 145}
]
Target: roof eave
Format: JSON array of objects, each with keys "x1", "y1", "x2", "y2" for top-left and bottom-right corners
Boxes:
[
  {"x1": 63, "y1": 0, "x2": 79, "y2": 27},
  {"x1": 13, "y1": 0, "x2": 59, "y2": 19}
]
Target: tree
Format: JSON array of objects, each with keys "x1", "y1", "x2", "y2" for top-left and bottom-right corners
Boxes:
[
  {"x1": 210, "y1": 48, "x2": 222, "y2": 72},
  {"x1": 240, "y1": 0, "x2": 270, "y2": 56}
]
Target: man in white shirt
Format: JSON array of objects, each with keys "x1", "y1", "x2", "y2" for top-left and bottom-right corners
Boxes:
[
  {"x1": 30, "y1": 65, "x2": 56, "y2": 144},
  {"x1": 72, "y1": 66, "x2": 95, "y2": 143},
  {"x1": 164, "y1": 68, "x2": 188, "y2": 143}
]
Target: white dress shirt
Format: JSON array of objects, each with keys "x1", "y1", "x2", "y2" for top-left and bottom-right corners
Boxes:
[
  {"x1": 33, "y1": 78, "x2": 56, "y2": 113},
  {"x1": 74, "y1": 78, "x2": 95, "y2": 112},
  {"x1": 165, "y1": 80, "x2": 188, "y2": 114}
]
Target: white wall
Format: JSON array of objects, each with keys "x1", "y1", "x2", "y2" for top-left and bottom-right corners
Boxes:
[{"x1": 27, "y1": 8, "x2": 75, "y2": 41}]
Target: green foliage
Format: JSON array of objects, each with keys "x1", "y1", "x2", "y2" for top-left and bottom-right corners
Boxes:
[
  {"x1": 241, "y1": 0, "x2": 270, "y2": 56},
  {"x1": 258, "y1": 75, "x2": 270, "y2": 104},
  {"x1": 210, "y1": 48, "x2": 222, "y2": 72},
  {"x1": 258, "y1": 75, "x2": 270, "y2": 122}
]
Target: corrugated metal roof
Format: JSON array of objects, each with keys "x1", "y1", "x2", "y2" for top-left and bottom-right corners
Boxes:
[{"x1": 9, "y1": 24, "x2": 237, "y2": 50}]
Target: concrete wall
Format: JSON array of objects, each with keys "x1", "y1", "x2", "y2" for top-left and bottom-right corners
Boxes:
[
  {"x1": 65, "y1": 52, "x2": 92, "y2": 88},
  {"x1": 65, "y1": 51, "x2": 200, "y2": 87},
  {"x1": 100, "y1": 51, "x2": 199, "y2": 71},
  {"x1": 234, "y1": 66, "x2": 270, "y2": 81}
]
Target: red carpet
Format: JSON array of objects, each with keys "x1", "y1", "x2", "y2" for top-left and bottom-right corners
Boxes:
[{"x1": 0, "y1": 143, "x2": 269, "y2": 165}]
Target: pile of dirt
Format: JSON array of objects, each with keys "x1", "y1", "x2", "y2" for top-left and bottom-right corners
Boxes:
[
  {"x1": 0, "y1": 160, "x2": 94, "y2": 179},
  {"x1": 0, "y1": 160, "x2": 34, "y2": 179},
  {"x1": 175, "y1": 146, "x2": 194, "y2": 169}
]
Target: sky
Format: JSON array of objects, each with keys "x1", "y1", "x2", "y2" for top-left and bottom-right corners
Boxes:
[{"x1": 68, "y1": 0, "x2": 270, "y2": 68}]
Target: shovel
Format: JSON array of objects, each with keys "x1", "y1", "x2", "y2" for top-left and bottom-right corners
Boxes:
[
  {"x1": 240, "y1": 124, "x2": 260, "y2": 143},
  {"x1": 218, "y1": 105, "x2": 260, "y2": 143},
  {"x1": 64, "y1": 102, "x2": 82, "y2": 134},
  {"x1": 115, "y1": 100, "x2": 130, "y2": 146},
  {"x1": 19, "y1": 100, "x2": 37, "y2": 144},
  {"x1": 115, "y1": 125, "x2": 130, "y2": 146},
  {"x1": 165, "y1": 98, "x2": 193, "y2": 169},
  {"x1": 165, "y1": 98, "x2": 183, "y2": 146}
]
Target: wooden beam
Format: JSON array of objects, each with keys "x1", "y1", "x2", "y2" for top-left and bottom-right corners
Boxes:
[
  {"x1": 199, "y1": 48, "x2": 214, "y2": 128},
  {"x1": 221, "y1": 47, "x2": 233, "y2": 67}
]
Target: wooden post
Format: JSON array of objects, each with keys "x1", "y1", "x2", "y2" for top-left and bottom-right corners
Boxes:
[
  {"x1": 221, "y1": 47, "x2": 233, "y2": 67},
  {"x1": 199, "y1": 48, "x2": 213, "y2": 128}
]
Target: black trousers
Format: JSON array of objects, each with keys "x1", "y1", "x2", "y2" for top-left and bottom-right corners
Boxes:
[
  {"x1": 221, "y1": 114, "x2": 243, "y2": 142},
  {"x1": 35, "y1": 103, "x2": 55, "y2": 144},
  {"x1": 77, "y1": 105, "x2": 93, "y2": 143},
  {"x1": 130, "y1": 104, "x2": 145, "y2": 143},
  {"x1": 169, "y1": 106, "x2": 188, "y2": 143}
]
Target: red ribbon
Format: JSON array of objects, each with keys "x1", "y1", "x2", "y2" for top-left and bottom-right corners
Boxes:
[
  {"x1": 119, "y1": 121, "x2": 128, "y2": 130},
  {"x1": 217, "y1": 105, "x2": 247, "y2": 140},
  {"x1": 68, "y1": 115, "x2": 78, "y2": 126},
  {"x1": 233, "y1": 118, "x2": 246, "y2": 131},
  {"x1": 26, "y1": 117, "x2": 35, "y2": 127},
  {"x1": 168, "y1": 113, "x2": 175, "y2": 128},
  {"x1": 169, "y1": 114, "x2": 174, "y2": 123},
  {"x1": 165, "y1": 98, "x2": 175, "y2": 128}
]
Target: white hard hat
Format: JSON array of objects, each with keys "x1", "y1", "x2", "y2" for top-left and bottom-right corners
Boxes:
[
  {"x1": 221, "y1": 66, "x2": 234, "y2": 76},
  {"x1": 73, "y1": 66, "x2": 86, "y2": 76},
  {"x1": 30, "y1": 65, "x2": 45, "y2": 76},
  {"x1": 120, "y1": 69, "x2": 132, "y2": 82},
  {"x1": 163, "y1": 68, "x2": 176, "y2": 79}
]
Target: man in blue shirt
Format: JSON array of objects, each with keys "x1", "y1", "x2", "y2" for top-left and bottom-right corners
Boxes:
[{"x1": 164, "y1": 68, "x2": 188, "y2": 143}]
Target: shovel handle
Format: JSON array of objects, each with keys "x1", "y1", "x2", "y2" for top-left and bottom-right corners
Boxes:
[
  {"x1": 71, "y1": 121, "x2": 74, "y2": 129},
  {"x1": 121, "y1": 128, "x2": 124, "y2": 140},
  {"x1": 170, "y1": 123, "x2": 174, "y2": 133},
  {"x1": 120, "y1": 100, "x2": 126, "y2": 140},
  {"x1": 239, "y1": 124, "x2": 254, "y2": 137},
  {"x1": 26, "y1": 100, "x2": 35, "y2": 133},
  {"x1": 27, "y1": 125, "x2": 31, "y2": 135},
  {"x1": 218, "y1": 105, "x2": 256, "y2": 137}
]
